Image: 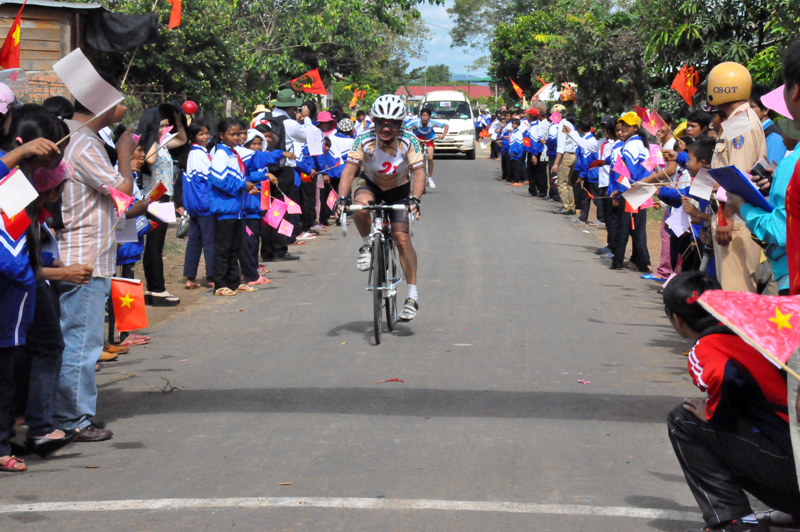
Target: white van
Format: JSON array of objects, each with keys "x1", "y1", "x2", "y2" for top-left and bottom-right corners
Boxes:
[{"x1": 419, "y1": 90, "x2": 476, "y2": 160}]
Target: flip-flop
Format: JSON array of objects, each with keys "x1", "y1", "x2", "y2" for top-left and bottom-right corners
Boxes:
[
  {"x1": 640, "y1": 274, "x2": 667, "y2": 281},
  {"x1": 0, "y1": 456, "x2": 27, "y2": 472}
]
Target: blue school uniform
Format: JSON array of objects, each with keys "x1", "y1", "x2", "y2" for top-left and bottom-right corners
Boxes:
[
  {"x1": 500, "y1": 130, "x2": 511, "y2": 156},
  {"x1": 605, "y1": 140, "x2": 625, "y2": 196},
  {"x1": 545, "y1": 122, "x2": 558, "y2": 159},
  {"x1": 183, "y1": 144, "x2": 213, "y2": 217},
  {"x1": 237, "y1": 147, "x2": 285, "y2": 219},
  {"x1": 509, "y1": 129, "x2": 525, "y2": 161},
  {"x1": 523, "y1": 120, "x2": 545, "y2": 157},
  {"x1": 576, "y1": 132, "x2": 599, "y2": 183},
  {"x1": 619, "y1": 135, "x2": 650, "y2": 189}
]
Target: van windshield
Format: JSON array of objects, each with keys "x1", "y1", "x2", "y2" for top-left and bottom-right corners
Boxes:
[{"x1": 428, "y1": 101, "x2": 471, "y2": 120}]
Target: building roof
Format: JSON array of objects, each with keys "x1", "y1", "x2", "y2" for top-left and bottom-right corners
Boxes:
[
  {"x1": 0, "y1": 0, "x2": 102, "y2": 9},
  {"x1": 396, "y1": 85, "x2": 493, "y2": 99}
]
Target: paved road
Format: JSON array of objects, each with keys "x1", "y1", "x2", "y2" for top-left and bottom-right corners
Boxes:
[{"x1": 1, "y1": 155, "x2": 726, "y2": 531}]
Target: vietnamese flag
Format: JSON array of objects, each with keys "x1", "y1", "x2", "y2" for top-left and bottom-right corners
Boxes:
[
  {"x1": 671, "y1": 64, "x2": 700, "y2": 106},
  {"x1": 699, "y1": 290, "x2": 800, "y2": 370},
  {"x1": 148, "y1": 182, "x2": 168, "y2": 201},
  {"x1": 523, "y1": 137, "x2": 531, "y2": 148},
  {"x1": 264, "y1": 198, "x2": 287, "y2": 229},
  {"x1": 634, "y1": 106, "x2": 653, "y2": 134},
  {"x1": 107, "y1": 187, "x2": 134, "y2": 217},
  {"x1": 277, "y1": 219, "x2": 293, "y2": 237},
  {"x1": 0, "y1": 0, "x2": 28, "y2": 69},
  {"x1": 260, "y1": 180, "x2": 271, "y2": 210},
  {"x1": 1, "y1": 209, "x2": 30, "y2": 241},
  {"x1": 326, "y1": 190, "x2": 338, "y2": 210},
  {"x1": 510, "y1": 78, "x2": 524, "y2": 99},
  {"x1": 166, "y1": 0, "x2": 182, "y2": 29},
  {"x1": 649, "y1": 110, "x2": 668, "y2": 134},
  {"x1": 290, "y1": 68, "x2": 327, "y2": 96},
  {"x1": 111, "y1": 278, "x2": 148, "y2": 332},
  {"x1": 285, "y1": 196, "x2": 302, "y2": 214}
]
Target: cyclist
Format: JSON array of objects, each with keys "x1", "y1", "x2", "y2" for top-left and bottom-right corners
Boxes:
[
  {"x1": 405, "y1": 107, "x2": 449, "y2": 189},
  {"x1": 335, "y1": 94, "x2": 426, "y2": 322}
]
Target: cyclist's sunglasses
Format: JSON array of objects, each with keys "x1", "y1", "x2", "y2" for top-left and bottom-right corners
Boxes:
[{"x1": 374, "y1": 119, "x2": 402, "y2": 130}]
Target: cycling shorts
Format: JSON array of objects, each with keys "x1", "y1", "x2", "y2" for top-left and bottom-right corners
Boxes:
[{"x1": 354, "y1": 180, "x2": 411, "y2": 226}]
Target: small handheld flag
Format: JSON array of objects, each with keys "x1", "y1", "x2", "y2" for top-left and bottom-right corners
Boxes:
[
  {"x1": 260, "y1": 180, "x2": 271, "y2": 210},
  {"x1": 107, "y1": 187, "x2": 134, "y2": 217},
  {"x1": 549, "y1": 110, "x2": 562, "y2": 124},
  {"x1": 326, "y1": 190, "x2": 338, "y2": 210},
  {"x1": 111, "y1": 278, "x2": 148, "y2": 332},
  {"x1": 148, "y1": 182, "x2": 168, "y2": 201},
  {"x1": 278, "y1": 219, "x2": 294, "y2": 237},
  {"x1": 53, "y1": 49, "x2": 123, "y2": 117},
  {"x1": 1, "y1": 209, "x2": 31, "y2": 241},
  {"x1": 0, "y1": 168, "x2": 38, "y2": 217},
  {"x1": 285, "y1": 197, "x2": 302, "y2": 214},
  {"x1": 264, "y1": 198, "x2": 287, "y2": 229}
]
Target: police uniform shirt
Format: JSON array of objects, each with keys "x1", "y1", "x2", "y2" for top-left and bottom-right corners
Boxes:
[{"x1": 711, "y1": 102, "x2": 766, "y2": 173}]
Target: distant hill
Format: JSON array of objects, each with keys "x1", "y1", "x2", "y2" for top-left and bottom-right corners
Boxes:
[{"x1": 451, "y1": 73, "x2": 489, "y2": 83}]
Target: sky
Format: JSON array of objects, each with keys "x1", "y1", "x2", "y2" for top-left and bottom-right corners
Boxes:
[{"x1": 407, "y1": 0, "x2": 488, "y2": 79}]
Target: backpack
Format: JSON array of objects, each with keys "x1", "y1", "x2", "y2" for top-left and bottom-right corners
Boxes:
[{"x1": 264, "y1": 113, "x2": 289, "y2": 151}]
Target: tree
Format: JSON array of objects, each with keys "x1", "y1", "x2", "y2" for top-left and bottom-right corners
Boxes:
[
  {"x1": 412, "y1": 64, "x2": 454, "y2": 85},
  {"x1": 72, "y1": 0, "x2": 441, "y2": 115}
]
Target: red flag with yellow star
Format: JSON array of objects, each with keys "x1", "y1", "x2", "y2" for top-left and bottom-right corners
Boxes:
[
  {"x1": 290, "y1": 69, "x2": 327, "y2": 96},
  {"x1": 111, "y1": 278, "x2": 148, "y2": 332},
  {"x1": 699, "y1": 290, "x2": 800, "y2": 367},
  {"x1": 1, "y1": 209, "x2": 30, "y2": 241},
  {"x1": 510, "y1": 78, "x2": 524, "y2": 99},
  {"x1": 671, "y1": 64, "x2": 700, "y2": 106},
  {"x1": 260, "y1": 179, "x2": 270, "y2": 210},
  {"x1": 0, "y1": 0, "x2": 27, "y2": 69},
  {"x1": 107, "y1": 187, "x2": 134, "y2": 217}
]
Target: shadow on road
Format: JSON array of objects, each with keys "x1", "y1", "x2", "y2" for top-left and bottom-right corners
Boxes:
[
  {"x1": 97, "y1": 386, "x2": 684, "y2": 425},
  {"x1": 327, "y1": 320, "x2": 415, "y2": 344}
]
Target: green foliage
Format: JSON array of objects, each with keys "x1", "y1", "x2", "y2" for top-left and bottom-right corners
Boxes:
[
  {"x1": 71, "y1": 0, "x2": 439, "y2": 117},
  {"x1": 410, "y1": 64, "x2": 455, "y2": 85}
]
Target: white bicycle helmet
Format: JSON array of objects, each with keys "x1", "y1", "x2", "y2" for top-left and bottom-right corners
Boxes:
[{"x1": 371, "y1": 94, "x2": 406, "y2": 121}]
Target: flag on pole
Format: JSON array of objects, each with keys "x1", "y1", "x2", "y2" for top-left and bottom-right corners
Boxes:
[
  {"x1": 264, "y1": 198, "x2": 287, "y2": 229},
  {"x1": 0, "y1": 0, "x2": 28, "y2": 69},
  {"x1": 260, "y1": 180, "x2": 271, "y2": 210},
  {"x1": 285, "y1": 196, "x2": 302, "y2": 214},
  {"x1": 53, "y1": 48, "x2": 123, "y2": 116},
  {"x1": 613, "y1": 157, "x2": 631, "y2": 180},
  {"x1": 671, "y1": 64, "x2": 700, "y2": 106},
  {"x1": 0, "y1": 168, "x2": 38, "y2": 217},
  {"x1": 649, "y1": 110, "x2": 668, "y2": 134},
  {"x1": 277, "y1": 219, "x2": 294, "y2": 237},
  {"x1": 537, "y1": 76, "x2": 547, "y2": 86},
  {"x1": 326, "y1": 190, "x2": 338, "y2": 210},
  {"x1": 549, "y1": 110, "x2": 562, "y2": 124},
  {"x1": 148, "y1": 182, "x2": 168, "y2": 201},
  {"x1": 634, "y1": 106, "x2": 652, "y2": 132},
  {"x1": 1, "y1": 209, "x2": 30, "y2": 241},
  {"x1": 699, "y1": 291, "x2": 800, "y2": 367},
  {"x1": 107, "y1": 187, "x2": 134, "y2": 217},
  {"x1": 111, "y1": 278, "x2": 148, "y2": 332},
  {"x1": 290, "y1": 68, "x2": 327, "y2": 96},
  {"x1": 510, "y1": 78, "x2": 524, "y2": 99},
  {"x1": 166, "y1": 0, "x2": 182, "y2": 29}
]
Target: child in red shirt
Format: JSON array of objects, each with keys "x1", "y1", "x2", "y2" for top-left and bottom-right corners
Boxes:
[{"x1": 664, "y1": 271, "x2": 800, "y2": 532}]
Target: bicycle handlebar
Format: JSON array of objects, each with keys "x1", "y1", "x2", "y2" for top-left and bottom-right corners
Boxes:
[{"x1": 348, "y1": 204, "x2": 408, "y2": 211}]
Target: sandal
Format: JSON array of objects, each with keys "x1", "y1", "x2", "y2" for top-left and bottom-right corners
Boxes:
[
  {"x1": 0, "y1": 456, "x2": 27, "y2": 472},
  {"x1": 214, "y1": 287, "x2": 238, "y2": 296},
  {"x1": 119, "y1": 337, "x2": 148, "y2": 347},
  {"x1": 185, "y1": 280, "x2": 201, "y2": 290},
  {"x1": 128, "y1": 333, "x2": 151, "y2": 342},
  {"x1": 237, "y1": 284, "x2": 258, "y2": 292},
  {"x1": 247, "y1": 276, "x2": 271, "y2": 286},
  {"x1": 288, "y1": 241, "x2": 306, "y2": 246},
  {"x1": 257, "y1": 265, "x2": 270, "y2": 275}
]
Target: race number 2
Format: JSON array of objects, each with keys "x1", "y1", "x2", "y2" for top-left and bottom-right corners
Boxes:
[{"x1": 379, "y1": 162, "x2": 398, "y2": 174}]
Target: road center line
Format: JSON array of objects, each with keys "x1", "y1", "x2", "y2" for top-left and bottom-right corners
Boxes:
[{"x1": 0, "y1": 496, "x2": 700, "y2": 521}]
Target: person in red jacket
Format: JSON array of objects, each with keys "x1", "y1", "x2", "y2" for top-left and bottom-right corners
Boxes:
[{"x1": 664, "y1": 271, "x2": 800, "y2": 532}]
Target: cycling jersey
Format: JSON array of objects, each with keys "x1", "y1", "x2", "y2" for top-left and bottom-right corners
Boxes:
[
  {"x1": 406, "y1": 118, "x2": 446, "y2": 141},
  {"x1": 346, "y1": 129, "x2": 424, "y2": 189}
]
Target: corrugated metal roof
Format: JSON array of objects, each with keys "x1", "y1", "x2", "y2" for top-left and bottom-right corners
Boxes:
[{"x1": 0, "y1": 0, "x2": 102, "y2": 10}]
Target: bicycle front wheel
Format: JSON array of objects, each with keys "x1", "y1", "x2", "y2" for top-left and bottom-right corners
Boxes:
[
  {"x1": 371, "y1": 237, "x2": 384, "y2": 345},
  {"x1": 385, "y1": 239, "x2": 398, "y2": 331}
]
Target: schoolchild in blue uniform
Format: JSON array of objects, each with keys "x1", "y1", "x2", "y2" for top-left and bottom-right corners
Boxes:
[
  {"x1": 545, "y1": 119, "x2": 559, "y2": 200},
  {"x1": 208, "y1": 119, "x2": 286, "y2": 296},
  {"x1": 500, "y1": 120, "x2": 512, "y2": 182},
  {"x1": 236, "y1": 130, "x2": 292, "y2": 285},
  {"x1": 182, "y1": 120, "x2": 215, "y2": 289},
  {"x1": 508, "y1": 118, "x2": 526, "y2": 184},
  {"x1": 610, "y1": 112, "x2": 651, "y2": 272},
  {"x1": 523, "y1": 108, "x2": 546, "y2": 197},
  {"x1": 571, "y1": 118, "x2": 600, "y2": 224}
]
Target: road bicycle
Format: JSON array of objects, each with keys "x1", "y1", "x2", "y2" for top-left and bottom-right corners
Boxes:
[{"x1": 339, "y1": 202, "x2": 416, "y2": 345}]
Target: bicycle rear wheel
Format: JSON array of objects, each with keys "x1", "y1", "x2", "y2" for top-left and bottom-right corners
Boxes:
[
  {"x1": 371, "y1": 237, "x2": 384, "y2": 345},
  {"x1": 385, "y1": 238, "x2": 398, "y2": 331}
]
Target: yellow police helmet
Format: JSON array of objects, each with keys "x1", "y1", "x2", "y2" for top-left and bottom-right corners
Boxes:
[
  {"x1": 550, "y1": 104, "x2": 567, "y2": 114},
  {"x1": 707, "y1": 62, "x2": 751, "y2": 105}
]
